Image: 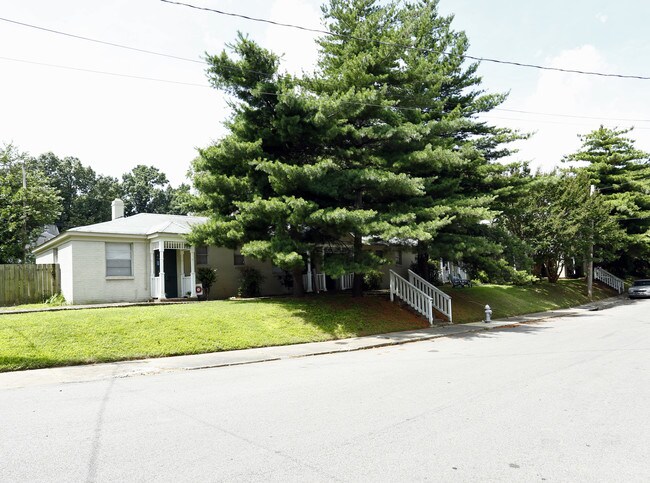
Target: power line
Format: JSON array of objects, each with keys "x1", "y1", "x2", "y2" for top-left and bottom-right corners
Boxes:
[
  {"x1": 0, "y1": 56, "x2": 210, "y2": 88},
  {"x1": 160, "y1": 0, "x2": 650, "y2": 81},
  {"x1": 493, "y1": 108, "x2": 650, "y2": 123},
  {"x1": 480, "y1": 114, "x2": 650, "y2": 130},
  {"x1": 0, "y1": 16, "x2": 204, "y2": 65},
  {"x1": 2, "y1": 53, "x2": 647, "y2": 130},
  {"x1": 3, "y1": 15, "x2": 649, "y2": 125}
]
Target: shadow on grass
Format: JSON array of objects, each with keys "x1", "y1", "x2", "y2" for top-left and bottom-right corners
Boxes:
[{"x1": 232, "y1": 292, "x2": 429, "y2": 338}]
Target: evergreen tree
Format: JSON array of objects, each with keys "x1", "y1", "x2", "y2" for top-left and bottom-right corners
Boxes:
[
  {"x1": 307, "y1": 0, "x2": 522, "y2": 291},
  {"x1": 564, "y1": 126, "x2": 650, "y2": 276},
  {"x1": 190, "y1": 35, "x2": 326, "y2": 295}
]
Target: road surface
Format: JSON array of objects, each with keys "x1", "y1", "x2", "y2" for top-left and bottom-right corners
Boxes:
[{"x1": 1, "y1": 300, "x2": 649, "y2": 481}]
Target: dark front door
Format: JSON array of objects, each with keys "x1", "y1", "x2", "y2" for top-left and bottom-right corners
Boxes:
[{"x1": 164, "y1": 249, "x2": 178, "y2": 298}]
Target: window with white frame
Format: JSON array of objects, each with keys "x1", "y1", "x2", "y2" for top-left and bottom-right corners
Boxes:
[
  {"x1": 106, "y1": 242, "x2": 132, "y2": 277},
  {"x1": 196, "y1": 245, "x2": 208, "y2": 265}
]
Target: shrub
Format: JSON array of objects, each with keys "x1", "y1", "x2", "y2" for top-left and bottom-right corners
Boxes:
[
  {"x1": 363, "y1": 271, "x2": 383, "y2": 290},
  {"x1": 238, "y1": 267, "x2": 264, "y2": 297},
  {"x1": 197, "y1": 267, "x2": 218, "y2": 298},
  {"x1": 45, "y1": 293, "x2": 66, "y2": 306}
]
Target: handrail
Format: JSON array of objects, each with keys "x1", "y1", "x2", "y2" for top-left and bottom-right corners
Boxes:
[
  {"x1": 408, "y1": 269, "x2": 453, "y2": 323},
  {"x1": 340, "y1": 273, "x2": 354, "y2": 291},
  {"x1": 389, "y1": 270, "x2": 433, "y2": 325},
  {"x1": 594, "y1": 266, "x2": 624, "y2": 294}
]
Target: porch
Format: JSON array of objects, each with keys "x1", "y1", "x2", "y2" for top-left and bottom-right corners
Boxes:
[{"x1": 149, "y1": 240, "x2": 197, "y2": 300}]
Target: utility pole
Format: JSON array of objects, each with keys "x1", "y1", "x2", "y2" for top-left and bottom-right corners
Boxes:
[
  {"x1": 22, "y1": 158, "x2": 27, "y2": 265},
  {"x1": 587, "y1": 184, "x2": 595, "y2": 300}
]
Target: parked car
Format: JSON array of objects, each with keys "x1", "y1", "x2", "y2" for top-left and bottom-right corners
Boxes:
[{"x1": 628, "y1": 279, "x2": 650, "y2": 299}]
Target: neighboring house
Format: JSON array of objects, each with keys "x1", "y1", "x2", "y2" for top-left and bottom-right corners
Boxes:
[
  {"x1": 34, "y1": 224, "x2": 60, "y2": 247},
  {"x1": 33, "y1": 199, "x2": 415, "y2": 305}
]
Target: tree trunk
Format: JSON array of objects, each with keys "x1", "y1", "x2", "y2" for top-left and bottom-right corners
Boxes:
[
  {"x1": 416, "y1": 242, "x2": 429, "y2": 279},
  {"x1": 545, "y1": 258, "x2": 561, "y2": 283},
  {"x1": 292, "y1": 267, "x2": 305, "y2": 297},
  {"x1": 352, "y1": 232, "x2": 363, "y2": 297}
]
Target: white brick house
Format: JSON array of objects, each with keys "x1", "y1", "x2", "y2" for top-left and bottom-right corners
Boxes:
[{"x1": 33, "y1": 199, "x2": 416, "y2": 305}]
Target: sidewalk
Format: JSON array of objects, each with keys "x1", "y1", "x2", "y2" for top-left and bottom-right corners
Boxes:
[{"x1": 0, "y1": 296, "x2": 626, "y2": 390}]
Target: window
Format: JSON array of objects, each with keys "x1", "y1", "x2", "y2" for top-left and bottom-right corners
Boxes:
[
  {"x1": 234, "y1": 252, "x2": 245, "y2": 266},
  {"x1": 106, "y1": 242, "x2": 132, "y2": 277},
  {"x1": 395, "y1": 249, "x2": 402, "y2": 265},
  {"x1": 196, "y1": 245, "x2": 208, "y2": 265}
]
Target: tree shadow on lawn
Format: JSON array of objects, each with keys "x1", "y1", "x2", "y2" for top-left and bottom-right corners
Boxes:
[{"x1": 240, "y1": 292, "x2": 430, "y2": 338}]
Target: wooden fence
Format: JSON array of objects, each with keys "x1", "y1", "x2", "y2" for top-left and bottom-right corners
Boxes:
[{"x1": 0, "y1": 264, "x2": 61, "y2": 306}]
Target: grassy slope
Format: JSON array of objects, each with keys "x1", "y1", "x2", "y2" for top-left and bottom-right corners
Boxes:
[
  {"x1": 0, "y1": 295, "x2": 428, "y2": 372},
  {"x1": 442, "y1": 279, "x2": 616, "y2": 324},
  {"x1": 0, "y1": 279, "x2": 617, "y2": 372}
]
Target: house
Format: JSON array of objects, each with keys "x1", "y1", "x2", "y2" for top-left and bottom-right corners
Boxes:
[{"x1": 33, "y1": 199, "x2": 416, "y2": 305}]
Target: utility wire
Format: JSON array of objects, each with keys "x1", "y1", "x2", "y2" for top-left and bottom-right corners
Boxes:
[
  {"x1": 0, "y1": 16, "x2": 204, "y2": 65},
  {"x1": 493, "y1": 108, "x2": 650, "y2": 123},
  {"x1": 0, "y1": 56, "x2": 210, "y2": 88},
  {"x1": 4, "y1": 15, "x2": 650, "y2": 125},
  {"x1": 1, "y1": 53, "x2": 647, "y2": 130},
  {"x1": 160, "y1": 0, "x2": 650, "y2": 81}
]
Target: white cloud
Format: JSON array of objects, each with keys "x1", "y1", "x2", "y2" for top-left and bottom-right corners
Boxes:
[
  {"x1": 596, "y1": 13, "x2": 608, "y2": 23},
  {"x1": 491, "y1": 45, "x2": 650, "y2": 171},
  {"x1": 263, "y1": 0, "x2": 321, "y2": 75}
]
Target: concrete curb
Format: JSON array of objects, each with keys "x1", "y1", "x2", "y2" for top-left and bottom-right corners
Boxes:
[{"x1": 0, "y1": 295, "x2": 627, "y2": 390}]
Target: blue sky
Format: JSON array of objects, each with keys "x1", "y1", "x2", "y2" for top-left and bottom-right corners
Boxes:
[{"x1": 1, "y1": 0, "x2": 648, "y2": 186}]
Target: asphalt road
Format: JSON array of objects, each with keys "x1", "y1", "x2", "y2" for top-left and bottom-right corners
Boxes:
[{"x1": 1, "y1": 300, "x2": 649, "y2": 482}]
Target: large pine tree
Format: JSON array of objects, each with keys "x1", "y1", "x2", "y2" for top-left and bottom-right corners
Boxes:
[
  {"x1": 307, "y1": 0, "x2": 521, "y2": 290},
  {"x1": 565, "y1": 126, "x2": 650, "y2": 276},
  {"x1": 190, "y1": 35, "x2": 327, "y2": 295}
]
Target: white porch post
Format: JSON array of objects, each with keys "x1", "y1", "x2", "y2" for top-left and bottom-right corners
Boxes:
[
  {"x1": 180, "y1": 248, "x2": 185, "y2": 296},
  {"x1": 150, "y1": 244, "x2": 155, "y2": 297},
  {"x1": 159, "y1": 242, "x2": 166, "y2": 299},
  {"x1": 306, "y1": 251, "x2": 313, "y2": 293},
  {"x1": 190, "y1": 246, "x2": 196, "y2": 297}
]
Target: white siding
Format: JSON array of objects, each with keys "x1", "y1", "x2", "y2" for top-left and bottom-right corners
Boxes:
[
  {"x1": 35, "y1": 249, "x2": 54, "y2": 264},
  {"x1": 70, "y1": 239, "x2": 148, "y2": 304},
  {"x1": 58, "y1": 242, "x2": 74, "y2": 303}
]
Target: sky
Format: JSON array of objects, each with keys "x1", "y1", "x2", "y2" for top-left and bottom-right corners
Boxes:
[{"x1": 1, "y1": 0, "x2": 649, "y2": 187}]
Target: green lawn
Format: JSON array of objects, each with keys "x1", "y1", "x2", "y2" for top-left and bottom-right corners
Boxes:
[
  {"x1": 0, "y1": 295, "x2": 427, "y2": 372},
  {"x1": 0, "y1": 279, "x2": 617, "y2": 372},
  {"x1": 442, "y1": 278, "x2": 616, "y2": 324}
]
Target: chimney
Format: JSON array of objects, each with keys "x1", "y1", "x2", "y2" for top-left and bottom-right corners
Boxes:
[{"x1": 111, "y1": 198, "x2": 125, "y2": 220}]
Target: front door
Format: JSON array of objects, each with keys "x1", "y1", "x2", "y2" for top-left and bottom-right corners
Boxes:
[{"x1": 164, "y1": 249, "x2": 178, "y2": 298}]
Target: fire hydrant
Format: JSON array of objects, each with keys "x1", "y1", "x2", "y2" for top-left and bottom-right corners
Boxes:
[{"x1": 484, "y1": 304, "x2": 492, "y2": 323}]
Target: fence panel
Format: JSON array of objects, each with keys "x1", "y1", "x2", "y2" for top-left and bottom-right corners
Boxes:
[{"x1": 0, "y1": 264, "x2": 60, "y2": 306}]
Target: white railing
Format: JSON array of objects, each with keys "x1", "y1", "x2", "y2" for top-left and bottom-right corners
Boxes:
[
  {"x1": 594, "y1": 267, "x2": 624, "y2": 294},
  {"x1": 181, "y1": 276, "x2": 193, "y2": 297},
  {"x1": 389, "y1": 270, "x2": 433, "y2": 325},
  {"x1": 315, "y1": 273, "x2": 327, "y2": 292},
  {"x1": 302, "y1": 272, "x2": 327, "y2": 292},
  {"x1": 151, "y1": 276, "x2": 160, "y2": 298},
  {"x1": 408, "y1": 269, "x2": 453, "y2": 323},
  {"x1": 340, "y1": 273, "x2": 354, "y2": 291},
  {"x1": 302, "y1": 273, "x2": 313, "y2": 292}
]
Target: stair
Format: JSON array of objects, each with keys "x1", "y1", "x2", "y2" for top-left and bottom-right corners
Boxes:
[
  {"x1": 594, "y1": 267, "x2": 625, "y2": 294},
  {"x1": 389, "y1": 270, "x2": 453, "y2": 325}
]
